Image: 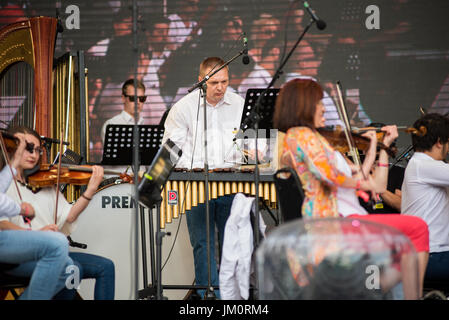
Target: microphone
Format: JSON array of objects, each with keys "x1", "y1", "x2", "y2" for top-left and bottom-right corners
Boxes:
[
  {"x1": 40, "y1": 136, "x2": 70, "y2": 146},
  {"x1": 242, "y1": 33, "x2": 250, "y2": 65},
  {"x1": 303, "y1": 1, "x2": 327, "y2": 30}
]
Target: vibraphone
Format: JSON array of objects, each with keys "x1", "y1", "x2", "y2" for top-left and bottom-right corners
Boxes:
[{"x1": 159, "y1": 168, "x2": 277, "y2": 229}]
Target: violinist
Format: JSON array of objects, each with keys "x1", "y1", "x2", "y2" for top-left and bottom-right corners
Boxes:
[
  {"x1": 0, "y1": 126, "x2": 115, "y2": 300},
  {"x1": 0, "y1": 132, "x2": 73, "y2": 300},
  {"x1": 355, "y1": 122, "x2": 404, "y2": 214},
  {"x1": 401, "y1": 113, "x2": 449, "y2": 287},
  {"x1": 273, "y1": 78, "x2": 429, "y2": 298}
]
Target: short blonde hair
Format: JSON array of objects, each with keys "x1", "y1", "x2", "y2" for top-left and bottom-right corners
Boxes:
[{"x1": 199, "y1": 57, "x2": 228, "y2": 79}]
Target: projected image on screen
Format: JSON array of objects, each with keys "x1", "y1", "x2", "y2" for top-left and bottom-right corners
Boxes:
[{"x1": 0, "y1": 0, "x2": 448, "y2": 163}]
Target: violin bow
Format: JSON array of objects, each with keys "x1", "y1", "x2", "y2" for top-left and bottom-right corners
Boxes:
[
  {"x1": 54, "y1": 127, "x2": 64, "y2": 225},
  {"x1": 334, "y1": 81, "x2": 366, "y2": 179},
  {"x1": 0, "y1": 134, "x2": 30, "y2": 226}
]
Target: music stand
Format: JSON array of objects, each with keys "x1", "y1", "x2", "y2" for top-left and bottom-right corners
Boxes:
[
  {"x1": 101, "y1": 124, "x2": 164, "y2": 166},
  {"x1": 101, "y1": 124, "x2": 169, "y2": 300},
  {"x1": 239, "y1": 88, "x2": 279, "y2": 133},
  {"x1": 235, "y1": 88, "x2": 280, "y2": 168}
]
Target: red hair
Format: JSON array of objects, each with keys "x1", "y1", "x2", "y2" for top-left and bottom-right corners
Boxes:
[{"x1": 273, "y1": 78, "x2": 324, "y2": 132}]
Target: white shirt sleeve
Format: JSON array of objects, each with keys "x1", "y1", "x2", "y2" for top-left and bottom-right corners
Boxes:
[
  {"x1": 0, "y1": 165, "x2": 15, "y2": 192},
  {"x1": 0, "y1": 193, "x2": 21, "y2": 218},
  {"x1": 0, "y1": 165, "x2": 21, "y2": 218},
  {"x1": 416, "y1": 158, "x2": 449, "y2": 187}
]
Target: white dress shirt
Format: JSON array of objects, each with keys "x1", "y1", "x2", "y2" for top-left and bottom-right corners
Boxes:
[
  {"x1": 401, "y1": 152, "x2": 449, "y2": 253},
  {"x1": 162, "y1": 88, "x2": 245, "y2": 169}
]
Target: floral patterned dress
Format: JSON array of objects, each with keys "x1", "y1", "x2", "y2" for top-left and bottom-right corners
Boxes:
[{"x1": 281, "y1": 126, "x2": 348, "y2": 218}]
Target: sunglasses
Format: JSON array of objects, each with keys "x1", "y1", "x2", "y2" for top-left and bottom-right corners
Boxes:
[
  {"x1": 124, "y1": 94, "x2": 147, "y2": 103},
  {"x1": 25, "y1": 142, "x2": 43, "y2": 155}
]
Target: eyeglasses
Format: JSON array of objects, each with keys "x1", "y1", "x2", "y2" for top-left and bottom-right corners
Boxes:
[
  {"x1": 25, "y1": 142, "x2": 43, "y2": 155},
  {"x1": 124, "y1": 94, "x2": 147, "y2": 103}
]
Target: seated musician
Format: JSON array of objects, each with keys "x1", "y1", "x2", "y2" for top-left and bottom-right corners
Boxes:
[
  {"x1": 162, "y1": 57, "x2": 245, "y2": 299},
  {"x1": 0, "y1": 126, "x2": 115, "y2": 300},
  {"x1": 357, "y1": 122, "x2": 404, "y2": 214},
  {"x1": 401, "y1": 113, "x2": 449, "y2": 286},
  {"x1": 0, "y1": 134, "x2": 74, "y2": 300},
  {"x1": 272, "y1": 78, "x2": 429, "y2": 299}
]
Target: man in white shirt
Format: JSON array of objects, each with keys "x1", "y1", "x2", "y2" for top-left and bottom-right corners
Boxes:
[
  {"x1": 162, "y1": 57, "x2": 244, "y2": 299},
  {"x1": 101, "y1": 79, "x2": 146, "y2": 144},
  {"x1": 402, "y1": 113, "x2": 449, "y2": 283},
  {"x1": 100, "y1": 79, "x2": 147, "y2": 176}
]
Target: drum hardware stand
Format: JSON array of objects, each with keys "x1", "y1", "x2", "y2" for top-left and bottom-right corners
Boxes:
[
  {"x1": 136, "y1": 139, "x2": 182, "y2": 300},
  {"x1": 188, "y1": 49, "x2": 247, "y2": 300},
  {"x1": 137, "y1": 201, "x2": 170, "y2": 300}
]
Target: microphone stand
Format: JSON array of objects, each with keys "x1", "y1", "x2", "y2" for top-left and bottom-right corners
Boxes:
[
  {"x1": 188, "y1": 49, "x2": 247, "y2": 93},
  {"x1": 187, "y1": 49, "x2": 246, "y2": 300},
  {"x1": 245, "y1": 18, "x2": 317, "y2": 299},
  {"x1": 131, "y1": 0, "x2": 141, "y2": 300},
  {"x1": 39, "y1": 136, "x2": 70, "y2": 164},
  {"x1": 390, "y1": 144, "x2": 414, "y2": 168}
]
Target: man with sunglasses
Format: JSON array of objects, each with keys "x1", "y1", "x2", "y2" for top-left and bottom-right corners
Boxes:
[{"x1": 100, "y1": 78, "x2": 147, "y2": 145}]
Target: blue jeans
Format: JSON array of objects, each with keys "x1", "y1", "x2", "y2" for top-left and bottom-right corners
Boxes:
[
  {"x1": 186, "y1": 194, "x2": 235, "y2": 299},
  {"x1": 0, "y1": 230, "x2": 73, "y2": 300},
  {"x1": 54, "y1": 252, "x2": 115, "y2": 300},
  {"x1": 425, "y1": 251, "x2": 449, "y2": 281}
]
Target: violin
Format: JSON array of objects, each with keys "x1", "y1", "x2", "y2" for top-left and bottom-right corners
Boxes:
[
  {"x1": 0, "y1": 130, "x2": 20, "y2": 153},
  {"x1": 318, "y1": 126, "x2": 397, "y2": 158},
  {"x1": 25, "y1": 163, "x2": 133, "y2": 190}
]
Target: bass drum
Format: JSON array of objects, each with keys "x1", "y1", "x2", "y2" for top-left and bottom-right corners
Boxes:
[{"x1": 70, "y1": 181, "x2": 195, "y2": 300}]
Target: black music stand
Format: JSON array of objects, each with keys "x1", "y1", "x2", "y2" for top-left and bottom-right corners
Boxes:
[
  {"x1": 239, "y1": 88, "x2": 279, "y2": 133},
  {"x1": 101, "y1": 124, "x2": 166, "y2": 300},
  {"x1": 235, "y1": 88, "x2": 279, "y2": 165},
  {"x1": 101, "y1": 124, "x2": 164, "y2": 166}
]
